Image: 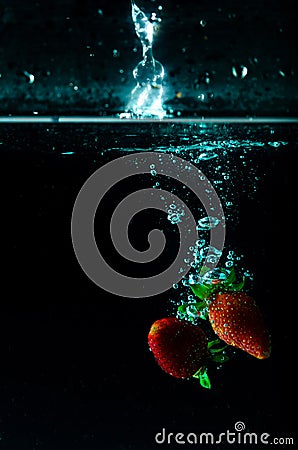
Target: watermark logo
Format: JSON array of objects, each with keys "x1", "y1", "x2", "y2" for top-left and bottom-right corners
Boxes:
[
  {"x1": 155, "y1": 421, "x2": 295, "y2": 446},
  {"x1": 234, "y1": 421, "x2": 245, "y2": 432},
  {"x1": 71, "y1": 152, "x2": 225, "y2": 298}
]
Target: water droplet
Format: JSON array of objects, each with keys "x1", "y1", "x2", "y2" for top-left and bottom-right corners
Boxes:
[
  {"x1": 198, "y1": 152, "x2": 217, "y2": 160},
  {"x1": 127, "y1": 0, "x2": 165, "y2": 118},
  {"x1": 206, "y1": 254, "x2": 219, "y2": 264},
  {"x1": 225, "y1": 261, "x2": 234, "y2": 268},
  {"x1": 113, "y1": 49, "x2": 120, "y2": 58},
  {"x1": 150, "y1": 169, "x2": 157, "y2": 176},
  {"x1": 200, "y1": 246, "x2": 222, "y2": 262},
  {"x1": 172, "y1": 283, "x2": 178, "y2": 289},
  {"x1": 188, "y1": 273, "x2": 201, "y2": 285},
  {"x1": 22, "y1": 70, "x2": 35, "y2": 84},
  {"x1": 200, "y1": 19, "x2": 207, "y2": 27},
  {"x1": 167, "y1": 206, "x2": 185, "y2": 224},
  {"x1": 268, "y1": 141, "x2": 281, "y2": 147},
  {"x1": 186, "y1": 305, "x2": 198, "y2": 318},
  {"x1": 196, "y1": 239, "x2": 205, "y2": 248},
  {"x1": 249, "y1": 56, "x2": 258, "y2": 65},
  {"x1": 200, "y1": 71, "x2": 212, "y2": 85},
  {"x1": 197, "y1": 216, "x2": 220, "y2": 230},
  {"x1": 202, "y1": 268, "x2": 230, "y2": 284},
  {"x1": 232, "y1": 65, "x2": 248, "y2": 79}
]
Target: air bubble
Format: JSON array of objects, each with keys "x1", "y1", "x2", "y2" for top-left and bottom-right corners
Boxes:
[
  {"x1": 202, "y1": 268, "x2": 230, "y2": 284},
  {"x1": 196, "y1": 239, "x2": 205, "y2": 248},
  {"x1": 206, "y1": 254, "x2": 219, "y2": 264},
  {"x1": 186, "y1": 305, "x2": 198, "y2": 318},
  {"x1": 198, "y1": 152, "x2": 217, "y2": 160},
  {"x1": 268, "y1": 142, "x2": 281, "y2": 147},
  {"x1": 197, "y1": 216, "x2": 220, "y2": 230}
]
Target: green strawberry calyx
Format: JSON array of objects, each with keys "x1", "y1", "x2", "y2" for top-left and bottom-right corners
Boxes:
[
  {"x1": 207, "y1": 339, "x2": 230, "y2": 363},
  {"x1": 190, "y1": 266, "x2": 245, "y2": 301},
  {"x1": 177, "y1": 267, "x2": 245, "y2": 322},
  {"x1": 193, "y1": 366, "x2": 211, "y2": 389},
  {"x1": 177, "y1": 267, "x2": 245, "y2": 389},
  {"x1": 192, "y1": 340, "x2": 229, "y2": 389}
]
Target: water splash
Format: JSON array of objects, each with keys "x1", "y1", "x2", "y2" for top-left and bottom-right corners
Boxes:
[{"x1": 124, "y1": 0, "x2": 166, "y2": 118}]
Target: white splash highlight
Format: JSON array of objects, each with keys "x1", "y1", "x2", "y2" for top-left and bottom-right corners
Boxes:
[{"x1": 125, "y1": 0, "x2": 166, "y2": 118}]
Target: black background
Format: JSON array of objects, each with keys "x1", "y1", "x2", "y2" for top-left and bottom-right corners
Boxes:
[
  {"x1": 0, "y1": 0, "x2": 297, "y2": 448},
  {"x1": 0, "y1": 122, "x2": 297, "y2": 449}
]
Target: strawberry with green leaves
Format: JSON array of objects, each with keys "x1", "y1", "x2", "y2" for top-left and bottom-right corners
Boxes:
[
  {"x1": 148, "y1": 317, "x2": 211, "y2": 387},
  {"x1": 183, "y1": 267, "x2": 271, "y2": 359}
]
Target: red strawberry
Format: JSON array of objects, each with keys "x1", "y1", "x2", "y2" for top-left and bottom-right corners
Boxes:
[
  {"x1": 208, "y1": 292, "x2": 271, "y2": 359},
  {"x1": 148, "y1": 317, "x2": 208, "y2": 379}
]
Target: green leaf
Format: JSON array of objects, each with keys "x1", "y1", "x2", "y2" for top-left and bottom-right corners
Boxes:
[
  {"x1": 199, "y1": 266, "x2": 212, "y2": 277},
  {"x1": 190, "y1": 283, "x2": 214, "y2": 300},
  {"x1": 193, "y1": 369, "x2": 201, "y2": 379},
  {"x1": 208, "y1": 339, "x2": 227, "y2": 353},
  {"x1": 209, "y1": 345, "x2": 227, "y2": 354},
  {"x1": 197, "y1": 311, "x2": 208, "y2": 320},
  {"x1": 193, "y1": 367, "x2": 211, "y2": 389},
  {"x1": 211, "y1": 354, "x2": 230, "y2": 363},
  {"x1": 229, "y1": 277, "x2": 245, "y2": 291},
  {"x1": 177, "y1": 304, "x2": 188, "y2": 313},
  {"x1": 200, "y1": 368, "x2": 211, "y2": 389},
  {"x1": 193, "y1": 301, "x2": 206, "y2": 311},
  {"x1": 224, "y1": 267, "x2": 236, "y2": 286},
  {"x1": 208, "y1": 339, "x2": 222, "y2": 349}
]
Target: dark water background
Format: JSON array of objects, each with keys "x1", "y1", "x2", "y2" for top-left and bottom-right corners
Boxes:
[{"x1": 0, "y1": 122, "x2": 297, "y2": 449}]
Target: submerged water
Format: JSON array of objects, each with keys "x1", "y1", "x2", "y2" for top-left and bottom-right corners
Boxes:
[{"x1": 0, "y1": 121, "x2": 296, "y2": 449}]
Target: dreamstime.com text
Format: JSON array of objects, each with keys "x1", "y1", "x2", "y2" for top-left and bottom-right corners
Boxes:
[{"x1": 155, "y1": 422, "x2": 294, "y2": 446}]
